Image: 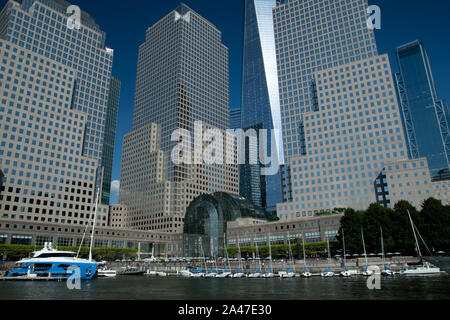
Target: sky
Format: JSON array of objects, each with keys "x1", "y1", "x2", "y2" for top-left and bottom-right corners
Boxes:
[{"x1": 1, "y1": 0, "x2": 449, "y2": 204}]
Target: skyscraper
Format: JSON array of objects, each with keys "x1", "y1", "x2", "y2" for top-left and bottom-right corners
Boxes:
[
  {"x1": 0, "y1": 39, "x2": 110, "y2": 227},
  {"x1": 119, "y1": 4, "x2": 239, "y2": 233},
  {"x1": 229, "y1": 108, "x2": 241, "y2": 130},
  {"x1": 101, "y1": 76, "x2": 121, "y2": 204},
  {"x1": 273, "y1": 0, "x2": 408, "y2": 218},
  {"x1": 395, "y1": 40, "x2": 450, "y2": 181},
  {"x1": 241, "y1": 0, "x2": 283, "y2": 210},
  {"x1": 0, "y1": 0, "x2": 115, "y2": 226},
  {"x1": 0, "y1": 0, "x2": 119, "y2": 205}
]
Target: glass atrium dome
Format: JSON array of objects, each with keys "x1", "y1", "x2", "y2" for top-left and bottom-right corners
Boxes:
[{"x1": 183, "y1": 192, "x2": 269, "y2": 258}]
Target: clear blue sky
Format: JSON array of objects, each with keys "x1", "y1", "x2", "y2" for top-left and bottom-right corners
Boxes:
[{"x1": 2, "y1": 0, "x2": 449, "y2": 204}]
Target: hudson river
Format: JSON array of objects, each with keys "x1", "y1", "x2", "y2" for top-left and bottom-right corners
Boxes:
[{"x1": 0, "y1": 275, "x2": 449, "y2": 300}]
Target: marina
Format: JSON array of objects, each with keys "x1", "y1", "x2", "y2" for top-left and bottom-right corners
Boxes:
[{"x1": 0, "y1": 274, "x2": 448, "y2": 300}]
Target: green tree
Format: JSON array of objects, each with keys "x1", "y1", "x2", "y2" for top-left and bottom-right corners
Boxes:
[
  {"x1": 337, "y1": 208, "x2": 363, "y2": 254},
  {"x1": 419, "y1": 198, "x2": 450, "y2": 252}
]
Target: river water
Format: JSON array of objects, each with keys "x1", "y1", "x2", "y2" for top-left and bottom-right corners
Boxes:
[{"x1": 0, "y1": 275, "x2": 449, "y2": 300}]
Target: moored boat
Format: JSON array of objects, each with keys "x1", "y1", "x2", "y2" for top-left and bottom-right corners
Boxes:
[
  {"x1": 7, "y1": 242, "x2": 98, "y2": 280},
  {"x1": 400, "y1": 211, "x2": 441, "y2": 276},
  {"x1": 97, "y1": 268, "x2": 117, "y2": 278}
]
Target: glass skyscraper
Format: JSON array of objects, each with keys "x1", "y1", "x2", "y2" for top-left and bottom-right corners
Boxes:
[
  {"x1": 395, "y1": 40, "x2": 450, "y2": 181},
  {"x1": 101, "y1": 76, "x2": 121, "y2": 204},
  {"x1": 0, "y1": 0, "x2": 118, "y2": 204},
  {"x1": 241, "y1": 0, "x2": 283, "y2": 210},
  {"x1": 229, "y1": 108, "x2": 241, "y2": 130},
  {"x1": 120, "y1": 4, "x2": 238, "y2": 233},
  {"x1": 273, "y1": 0, "x2": 409, "y2": 218}
]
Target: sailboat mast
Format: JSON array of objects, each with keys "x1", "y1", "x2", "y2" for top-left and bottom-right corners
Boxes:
[
  {"x1": 200, "y1": 238, "x2": 207, "y2": 273},
  {"x1": 269, "y1": 234, "x2": 273, "y2": 272},
  {"x1": 327, "y1": 237, "x2": 331, "y2": 264},
  {"x1": 380, "y1": 226, "x2": 386, "y2": 265},
  {"x1": 342, "y1": 229, "x2": 347, "y2": 267},
  {"x1": 88, "y1": 187, "x2": 100, "y2": 262},
  {"x1": 361, "y1": 227, "x2": 368, "y2": 267},
  {"x1": 224, "y1": 233, "x2": 230, "y2": 271},
  {"x1": 287, "y1": 233, "x2": 294, "y2": 272},
  {"x1": 237, "y1": 235, "x2": 242, "y2": 272},
  {"x1": 255, "y1": 242, "x2": 262, "y2": 271},
  {"x1": 407, "y1": 210, "x2": 422, "y2": 257},
  {"x1": 302, "y1": 234, "x2": 307, "y2": 269}
]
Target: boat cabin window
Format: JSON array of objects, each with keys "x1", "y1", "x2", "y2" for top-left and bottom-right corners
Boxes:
[
  {"x1": 35, "y1": 252, "x2": 76, "y2": 258},
  {"x1": 57, "y1": 264, "x2": 78, "y2": 270},
  {"x1": 31, "y1": 263, "x2": 53, "y2": 270}
]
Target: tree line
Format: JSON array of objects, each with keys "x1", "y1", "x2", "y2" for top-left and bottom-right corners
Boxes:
[{"x1": 337, "y1": 198, "x2": 450, "y2": 256}]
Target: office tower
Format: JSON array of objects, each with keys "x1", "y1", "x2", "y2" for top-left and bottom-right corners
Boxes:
[
  {"x1": 101, "y1": 76, "x2": 121, "y2": 204},
  {"x1": 395, "y1": 40, "x2": 450, "y2": 181},
  {"x1": 241, "y1": 0, "x2": 283, "y2": 210},
  {"x1": 274, "y1": 0, "x2": 379, "y2": 203},
  {"x1": 0, "y1": 169, "x2": 4, "y2": 196},
  {"x1": 374, "y1": 158, "x2": 450, "y2": 210},
  {"x1": 0, "y1": 39, "x2": 109, "y2": 227},
  {"x1": 273, "y1": 0, "x2": 408, "y2": 218},
  {"x1": 229, "y1": 108, "x2": 241, "y2": 130},
  {"x1": 119, "y1": 4, "x2": 239, "y2": 233},
  {"x1": 0, "y1": 0, "x2": 119, "y2": 205}
]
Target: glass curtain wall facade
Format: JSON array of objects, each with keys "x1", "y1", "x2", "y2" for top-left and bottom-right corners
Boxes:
[
  {"x1": 229, "y1": 108, "x2": 241, "y2": 130},
  {"x1": 183, "y1": 192, "x2": 269, "y2": 258},
  {"x1": 101, "y1": 76, "x2": 121, "y2": 204},
  {"x1": 120, "y1": 4, "x2": 239, "y2": 233},
  {"x1": 395, "y1": 40, "x2": 450, "y2": 181},
  {"x1": 241, "y1": 0, "x2": 283, "y2": 210},
  {"x1": 273, "y1": 0, "x2": 410, "y2": 217},
  {"x1": 0, "y1": 0, "x2": 117, "y2": 204},
  {"x1": 131, "y1": 3, "x2": 229, "y2": 177},
  {"x1": 274, "y1": 0, "x2": 379, "y2": 203}
]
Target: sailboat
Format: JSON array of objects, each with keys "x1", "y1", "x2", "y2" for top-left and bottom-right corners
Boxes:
[
  {"x1": 191, "y1": 239, "x2": 206, "y2": 278},
  {"x1": 279, "y1": 234, "x2": 296, "y2": 278},
  {"x1": 248, "y1": 242, "x2": 262, "y2": 278},
  {"x1": 321, "y1": 238, "x2": 334, "y2": 277},
  {"x1": 217, "y1": 234, "x2": 232, "y2": 278},
  {"x1": 380, "y1": 226, "x2": 394, "y2": 276},
  {"x1": 262, "y1": 234, "x2": 274, "y2": 278},
  {"x1": 400, "y1": 211, "x2": 440, "y2": 276},
  {"x1": 340, "y1": 229, "x2": 351, "y2": 277},
  {"x1": 361, "y1": 227, "x2": 374, "y2": 276},
  {"x1": 300, "y1": 235, "x2": 312, "y2": 278},
  {"x1": 204, "y1": 259, "x2": 218, "y2": 278},
  {"x1": 233, "y1": 236, "x2": 246, "y2": 278}
]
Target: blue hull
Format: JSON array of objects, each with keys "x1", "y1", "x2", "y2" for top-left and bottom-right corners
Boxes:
[{"x1": 8, "y1": 262, "x2": 98, "y2": 280}]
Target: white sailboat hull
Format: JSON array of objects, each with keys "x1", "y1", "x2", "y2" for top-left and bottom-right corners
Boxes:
[
  {"x1": 98, "y1": 269, "x2": 117, "y2": 278},
  {"x1": 340, "y1": 271, "x2": 352, "y2": 277},
  {"x1": 233, "y1": 273, "x2": 246, "y2": 278},
  {"x1": 191, "y1": 273, "x2": 205, "y2": 278},
  {"x1": 248, "y1": 273, "x2": 262, "y2": 278},
  {"x1": 400, "y1": 266, "x2": 440, "y2": 275},
  {"x1": 262, "y1": 273, "x2": 274, "y2": 278},
  {"x1": 216, "y1": 272, "x2": 232, "y2": 278},
  {"x1": 204, "y1": 273, "x2": 217, "y2": 278},
  {"x1": 179, "y1": 270, "x2": 193, "y2": 277},
  {"x1": 301, "y1": 272, "x2": 312, "y2": 278},
  {"x1": 279, "y1": 272, "x2": 296, "y2": 278}
]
